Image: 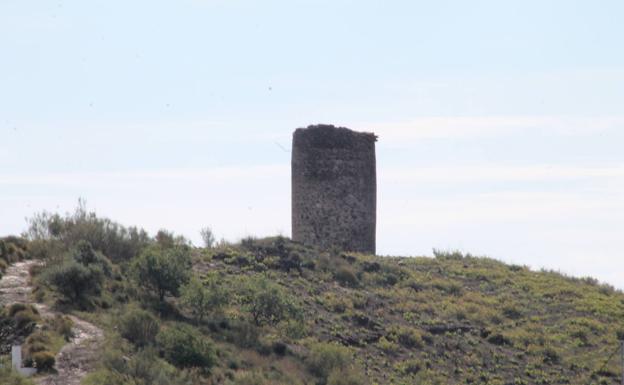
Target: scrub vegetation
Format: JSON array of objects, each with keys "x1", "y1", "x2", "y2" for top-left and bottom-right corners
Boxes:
[{"x1": 1, "y1": 203, "x2": 624, "y2": 384}]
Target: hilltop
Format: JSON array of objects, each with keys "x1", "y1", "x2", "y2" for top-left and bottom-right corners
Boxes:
[{"x1": 1, "y1": 206, "x2": 624, "y2": 385}]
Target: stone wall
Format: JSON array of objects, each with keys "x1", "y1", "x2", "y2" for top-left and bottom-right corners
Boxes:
[{"x1": 291, "y1": 124, "x2": 377, "y2": 253}]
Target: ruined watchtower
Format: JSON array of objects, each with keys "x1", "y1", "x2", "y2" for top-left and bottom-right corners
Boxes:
[{"x1": 291, "y1": 124, "x2": 377, "y2": 253}]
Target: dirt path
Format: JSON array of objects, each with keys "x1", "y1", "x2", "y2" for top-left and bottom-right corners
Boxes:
[
  {"x1": 0, "y1": 260, "x2": 36, "y2": 307},
  {"x1": 0, "y1": 260, "x2": 104, "y2": 385}
]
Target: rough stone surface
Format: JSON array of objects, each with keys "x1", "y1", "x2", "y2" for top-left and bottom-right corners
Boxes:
[{"x1": 292, "y1": 124, "x2": 377, "y2": 253}]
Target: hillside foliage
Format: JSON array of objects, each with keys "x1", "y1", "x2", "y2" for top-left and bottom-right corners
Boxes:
[{"x1": 1, "y1": 205, "x2": 624, "y2": 384}]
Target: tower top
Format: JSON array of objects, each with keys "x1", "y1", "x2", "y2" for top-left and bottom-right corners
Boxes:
[{"x1": 293, "y1": 124, "x2": 377, "y2": 149}]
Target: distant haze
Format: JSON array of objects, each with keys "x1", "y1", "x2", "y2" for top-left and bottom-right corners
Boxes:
[{"x1": 1, "y1": 1, "x2": 623, "y2": 288}]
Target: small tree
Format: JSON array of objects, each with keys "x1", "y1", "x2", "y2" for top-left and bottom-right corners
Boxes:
[
  {"x1": 180, "y1": 275, "x2": 229, "y2": 323},
  {"x1": 119, "y1": 308, "x2": 160, "y2": 347},
  {"x1": 242, "y1": 276, "x2": 301, "y2": 326},
  {"x1": 132, "y1": 246, "x2": 191, "y2": 301},
  {"x1": 44, "y1": 260, "x2": 103, "y2": 303},
  {"x1": 307, "y1": 342, "x2": 352, "y2": 383},
  {"x1": 72, "y1": 240, "x2": 112, "y2": 276},
  {"x1": 199, "y1": 227, "x2": 215, "y2": 249},
  {"x1": 157, "y1": 323, "x2": 216, "y2": 369}
]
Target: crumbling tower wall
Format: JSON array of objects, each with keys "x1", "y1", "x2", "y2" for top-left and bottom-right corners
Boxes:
[{"x1": 291, "y1": 124, "x2": 377, "y2": 253}]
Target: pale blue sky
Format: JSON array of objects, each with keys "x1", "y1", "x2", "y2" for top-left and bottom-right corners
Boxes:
[{"x1": 1, "y1": 1, "x2": 623, "y2": 287}]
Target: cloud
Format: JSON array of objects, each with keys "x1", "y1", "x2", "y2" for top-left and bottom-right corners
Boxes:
[
  {"x1": 359, "y1": 116, "x2": 624, "y2": 142},
  {"x1": 380, "y1": 164, "x2": 624, "y2": 183},
  {"x1": 0, "y1": 165, "x2": 290, "y2": 187},
  {"x1": 381, "y1": 190, "x2": 624, "y2": 227}
]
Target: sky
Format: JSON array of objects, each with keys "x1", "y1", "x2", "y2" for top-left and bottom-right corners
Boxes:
[{"x1": 1, "y1": 0, "x2": 623, "y2": 287}]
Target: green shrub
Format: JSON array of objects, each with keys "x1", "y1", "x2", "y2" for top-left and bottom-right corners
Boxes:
[
  {"x1": 0, "y1": 237, "x2": 29, "y2": 263},
  {"x1": 180, "y1": 275, "x2": 229, "y2": 322},
  {"x1": 226, "y1": 370, "x2": 271, "y2": 385},
  {"x1": 200, "y1": 227, "x2": 216, "y2": 248},
  {"x1": 83, "y1": 346, "x2": 192, "y2": 385},
  {"x1": 157, "y1": 323, "x2": 216, "y2": 369},
  {"x1": 72, "y1": 240, "x2": 112, "y2": 276},
  {"x1": 119, "y1": 308, "x2": 160, "y2": 347},
  {"x1": 279, "y1": 318, "x2": 308, "y2": 339},
  {"x1": 7, "y1": 303, "x2": 35, "y2": 317},
  {"x1": 433, "y1": 249, "x2": 470, "y2": 260},
  {"x1": 132, "y1": 245, "x2": 191, "y2": 301},
  {"x1": 502, "y1": 305, "x2": 523, "y2": 320},
  {"x1": 155, "y1": 229, "x2": 190, "y2": 249},
  {"x1": 377, "y1": 336, "x2": 400, "y2": 354},
  {"x1": 334, "y1": 266, "x2": 359, "y2": 287},
  {"x1": 542, "y1": 347, "x2": 561, "y2": 365},
  {"x1": 0, "y1": 359, "x2": 36, "y2": 385},
  {"x1": 47, "y1": 314, "x2": 74, "y2": 341},
  {"x1": 25, "y1": 202, "x2": 151, "y2": 262},
  {"x1": 393, "y1": 327, "x2": 423, "y2": 349},
  {"x1": 25, "y1": 331, "x2": 52, "y2": 357},
  {"x1": 0, "y1": 258, "x2": 7, "y2": 272},
  {"x1": 226, "y1": 320, "x2": 260, "y2": 348},
  {"x1": 241, "y1": 276, "x2": 302, "y2": 326},
  {"x1": 327, "y1": 367, "x2": 367, "y2": 385},
  {"x1": 11, "y1": 306, "x2": 40, "y2": 330},
  {"x1": 307, "y1": 342, "x2": 351, "y2": 383},
  {"x1": 323, "y1": 293, "x2": 351, "y2": 313},
  {"x1": 26, "y1": 239, "x2": 64, "y2": 261},
  {"x1": 44, "y1": 259, "x2": 103, "y2": 303},
  {"x1": 32, "y1": 351, "x2": 56, "y2": 371},
  {"x1": 398, "y1": 359, "x2": 421, "y2": 375}
]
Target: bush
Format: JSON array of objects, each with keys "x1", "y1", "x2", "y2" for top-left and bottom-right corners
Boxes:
[
  {"x1": 433, "y1": 249, "x2": 470, "y2": 260},
  {"x1": 241, "y1": 276, "x2": 302, "y2": 326},
  {"x1": 14, "y1": 310, "x2": 39, "y2": 331},
  {"x1": 398, "y1": 359, "x2": 421, "y2": 375},
  {"x1": 26, "y1": 239, "x2": 64, "y2": 261},
  {"x1": 44, "y1": 259, "x2": 103, "y2": 303},
  {"x1": 0, "y1": 360, "x2": 36, "y2": 385},
  {"x1": 72, "y1": 240, "x2": 112, "y2": 276},
  {"x1": 82, "y1": 346, "x2": 194, "y2": 385},
  {"x1": 307, "y1": 342, "x2": 351, "y2": 383},
  {"x1": 327, "y1": 368, "x2": 367, "y2": 385},
  {"x1": 180, "y1": 276, "x2": 229, "y2": 322},
  {"x1": 7, "y1": 303, "x2": 36, "y2": 317},
  {"x1": 227, "y1": 371, "x2": 271, "y2": 385},
  {"x1": 226, "y1": 320, "x2": 260, "y2": 349},
  {"x1": 377, "y1": 336, "x2": 400, "y2": 354},
  {"x1": 323, "y1": 293, "x2": 350, "y2": 313},
  {"x1": 8, "y1": 304, "x2": 40, "y2": 330},
  {"x1": 334, "y1": 266, "x2": 359, "y2": 287},
  {"x1": 26, "y1": 201, "x2": 151, "y2": 262},
  {"x1": 502, "y1": 305, "x2": 523, "y2": 320},
  {"x1": 542, "y1": 347, "x2": 561, "y2": 365},
  {"x1": 0, "y1": 258, "x2": 8, "y2": 272},
  {"x1": 24, "y1": 330, "x2": 52, "y2": 357},
  {"x1": 119, "y1": 308, "x2": 160, "y2": 347},
  {"x1": 32, "y1": 351, "x2": 55, "y2": 371},
  {"x1": 132, "y1": 245, "x2": 191, "y2": 301},
  {"x1": 0, "y1": 237, "x2": 28, "y2": 264},
  {"x1": 393, "y1": 327, "x2": 423, "y2": 349},
  {"x1": 157, "y1": 323, "x2": 216, "y2": 369},
  {"x1": 200, "y1": 227, "x2": 216, "y2": 248},
  {"x1": 47, "y1": 314, "x2": 74, "y2": 341}
]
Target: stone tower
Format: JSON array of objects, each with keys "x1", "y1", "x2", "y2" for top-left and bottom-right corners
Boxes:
[{"x1": 291, "y1": 124, "x2": 377, "y2": 253}]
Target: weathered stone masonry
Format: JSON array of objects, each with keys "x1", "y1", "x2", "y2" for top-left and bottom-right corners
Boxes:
[{"x1": 291, "y1": 124, "x2": 377, "y2": 253}]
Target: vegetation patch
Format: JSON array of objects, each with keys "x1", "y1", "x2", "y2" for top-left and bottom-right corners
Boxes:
[{"x1": 2, "y1": 205, "x2": 624, "y2": 384}]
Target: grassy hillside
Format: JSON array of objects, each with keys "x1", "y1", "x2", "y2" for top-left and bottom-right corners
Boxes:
[{"x1": 1, "y1": 206, "x2": 624, "y2": 385}]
